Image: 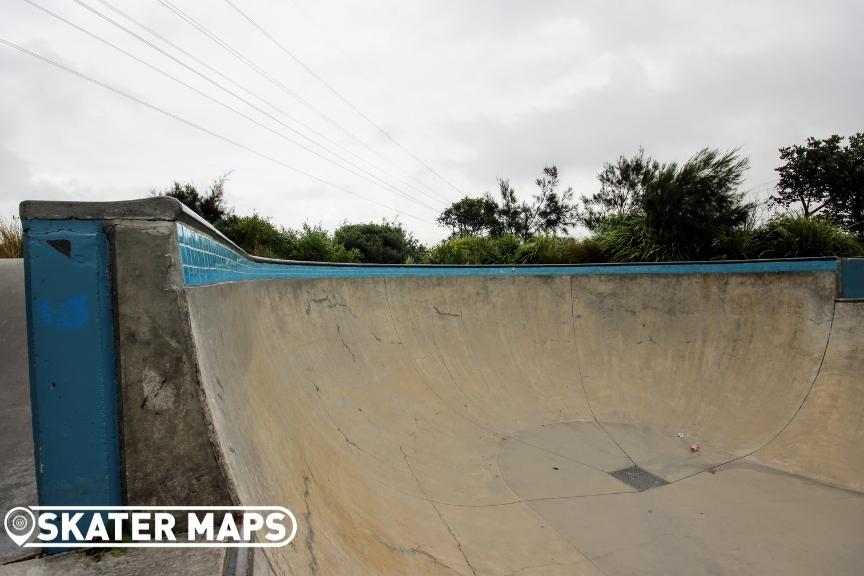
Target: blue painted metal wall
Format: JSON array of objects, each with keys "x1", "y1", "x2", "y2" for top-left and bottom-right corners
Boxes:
[
  {"x1": 177, "y1": 222, "x2": 839, "y2": 286},
  {"x1": 23, "y1": 219, "x2": 121, "y2": 509}
]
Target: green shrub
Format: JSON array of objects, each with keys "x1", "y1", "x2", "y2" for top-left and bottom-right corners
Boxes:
[
  {"x1": 217, "y1": 216, "x2": 360, "y2": 262},
  {"x1": 293, "y1": 224, "x2": 361, "y2": 263},
  {"x1": 490, "y1": 235, "x2": 521, "y2": 263},
  {"x1": 423, "y1": 237, "x2": 505, "y2": 264},
  {"x1": 334, "y1": 221, "x2": 423, "y2": 263},
  {"x1": 751, "y1": 215, "x2": 864, "y2": 258},
  {"x1": 515, "y1": 236, "x2": 566, "y2": 263},
  {"x1": 560, "y1": 238, "x2": 607, "y2": 263},
  {"x1": 216, "y1": 213, "x2": 295, "y2": 258},
  {"x1": 711, "y1": 227, "x2": 757, "y2": 260},
  {"x1": 423, "y1": 234, "x2": 606, "y2": 265},
  {"x1": 642, "y1": 148, "x2": 751, "y2": 259},
  {"x1": 594, "y1": 214, "x2": 690, "y2": 262}
]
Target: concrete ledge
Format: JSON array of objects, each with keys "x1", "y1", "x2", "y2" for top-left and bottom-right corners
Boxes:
[
  {"x1": 20, "y1": 198, "x2": 247, "y2": 256},
  {"x1": 20, "y1": 197, "x2": 184, "y2": 222}
]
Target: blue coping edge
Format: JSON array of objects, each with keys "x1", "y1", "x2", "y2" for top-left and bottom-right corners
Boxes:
[
  {"x1": 840, "y1": 258, "x2": 864, "y2": 298},
  {"x1": 177, "y1": 222, "x2": 840, "y2": 286},
  {"x1": 22, "y1": 219, "x2": 122, "y2": 518}
]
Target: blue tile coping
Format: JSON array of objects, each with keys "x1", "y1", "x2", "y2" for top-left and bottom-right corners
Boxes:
[{"x1": 176, "y1": 222, "x2": 850, "y2": 286}]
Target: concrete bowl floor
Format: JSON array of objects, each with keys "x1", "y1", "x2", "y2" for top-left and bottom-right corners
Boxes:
[{"x1": 500, "y1": 422, "x2": 864, "y2": 576}]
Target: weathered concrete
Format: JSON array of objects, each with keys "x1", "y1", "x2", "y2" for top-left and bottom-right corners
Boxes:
[
  {"x1": 0, "y1": 260, "x2": 38, "y2": 564},
  {"x1": 0, "y1": 547, "x2": 226, "y2": 576},
  {"x1": 20, "y1": 197, "x2": 187, "y2": 222},
  {"x1": 109, "y1": 221, "x2": 232, "y2": 512},
  {"x1": 183, "y1": 272, "x2": 864, "y2": 575},
  {"x1": 754, "y1": 301, "x2": 864, "y2": 488}
]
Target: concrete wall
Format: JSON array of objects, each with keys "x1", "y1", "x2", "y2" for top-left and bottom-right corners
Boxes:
[
  {"x1": 109, "y1": 220, "x2": 232, "y2": 511},
  {"x1": 184, "y1": 270, "x2": 861, "y2": 575}
]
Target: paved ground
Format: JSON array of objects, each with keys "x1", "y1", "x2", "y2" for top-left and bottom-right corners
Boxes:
[
  {"x1": 0, "y1": 548, "x2": 225, "y2": 576},
  {"x1": 0, "y1": 260, "x2": 37, "y2": 565},
  {"x1": 185, "y1": 272, "x2": 864, "y2": 575}
]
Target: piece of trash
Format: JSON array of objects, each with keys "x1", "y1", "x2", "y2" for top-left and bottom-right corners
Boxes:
[
  {"x1": 677, "y1": 432, "x2": 686, "y2": 438},
  {"x1": 690, "y1": 442, "x2": 701, "y2": 453}
]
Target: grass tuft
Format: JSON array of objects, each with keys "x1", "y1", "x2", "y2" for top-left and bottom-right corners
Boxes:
[{"x1": 0, "y1": 215, "x2": 23, "y2": 258}]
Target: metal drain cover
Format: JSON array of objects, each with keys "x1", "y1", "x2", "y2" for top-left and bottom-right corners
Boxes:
[{"x1": 609, "y1": 466, "x2": 669, "y2": 491}]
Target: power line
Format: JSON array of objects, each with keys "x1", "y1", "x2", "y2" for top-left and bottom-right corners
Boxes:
[
  {"x1": 0, "y1": 37, "x2": 425, "y2": 221},
  {"x1": 65, "y1": 0, "x2": 438, "y2": 212},
  {"x1": 222, "y1": 0, "x2": 466, "y2": 198},
  {"x1": 24, "y1": 0, "x2": 438, "y2": 213},
  {"x1": 93, "y1": 0, "x2": 448, "y2": 208},
  {"x1": 742, "y1": 179, "x2": 778, "y2": 194},
  {"x1": 157, "y1": 0, "x2": 455, "y2": 203},
  {"x1": 277, "y1": 0, "x2": 459, "y2": 205}
]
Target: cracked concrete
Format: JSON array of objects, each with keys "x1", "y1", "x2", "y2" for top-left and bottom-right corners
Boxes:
[
  {"x1": 181, "y1": 270, "x2": 864, "y2": 574},
  {"x1": 301, "y1": 474, "x2": 319, "y2": 576},
  {"x1": 401, "y1": 447, "x2": 479, "y2": 576},
  {"x1": 335, "y1": 325, "x2": 356, "y2": 362}
]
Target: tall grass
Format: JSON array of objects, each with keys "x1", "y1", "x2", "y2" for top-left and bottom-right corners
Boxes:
[
  {"x1": 594, "y1": 215, "x2": 691, "y2": 262},
  {"x1": 422, "y1": 236, "x2": 507, "y2": 264},
  {"x1": 423, "y1": 235, "x2": 606, "y2": 264},
  {"x1": 515, "y1": 236, "x2": 606, "y2": 264},
  {"x1": 0, "y1": 215, "x2": 23, "y2": 258},
  {"x1": 751, "y1": 215, "x2": 864, "y2": 258}
]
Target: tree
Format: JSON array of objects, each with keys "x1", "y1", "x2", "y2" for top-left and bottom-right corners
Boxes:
[
  {"x1": 437, "y1": 196, "x2": 500, "y2": 238},
  {"x1": 580, "y1": 148, "x2": 659, "y2": 232},
  {"x1": 156, "y1": 173, "x2": 231, "y2": 224},
  {"x1": 292, "y1": 224, "x2": 361, "y2": 262},
  {"x1": 771, "y1": 135, "x2": 846, "y2": 218},
  {"x1": 641, "y1": 148, "x2": 751, "y2": 258},
  {"x1": 772, "y1": 134, "x2": 864, "y2": 238},
  {"x1": 832, "y1": 133, "x2": 864, "y2": 237},
  {"x1": 526, "y1": 166, "x2": 579, "y2": 237},
  {"x1": 437, "y1": 166, "x2": 578, "y2": 239},
  {"x1": 216, "y1": 213, "x2": 295, "y2": 258},
  {"x1": 495, "y1": 178, "x2": 524, "y2": 238},
  {"x1": 334, "y1": 220, "x2": 424, "y2": 263}
]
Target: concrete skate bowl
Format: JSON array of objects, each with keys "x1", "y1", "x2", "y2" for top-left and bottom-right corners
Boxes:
[
  {"x1": 184, "y1": 267, "x2": 864, "y2": 574},
  {"x1": 19, "y1": 200, "x2": 864, "y2": 576}
]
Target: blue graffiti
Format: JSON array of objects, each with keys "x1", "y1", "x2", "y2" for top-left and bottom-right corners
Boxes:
[{"x1": 37, "y1": 293, "x2": 90, "y2": 330}]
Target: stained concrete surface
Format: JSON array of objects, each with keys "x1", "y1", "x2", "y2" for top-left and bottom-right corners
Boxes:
[
  {"x1": 0, "y1": 548, "x2": 225, "y2": 576},
  {"x1": 184, "y1": 272, "x2": 864, "y2": 575},
  {"x1": 0, "y1": 260, "x2": 38, "y2": 565}
]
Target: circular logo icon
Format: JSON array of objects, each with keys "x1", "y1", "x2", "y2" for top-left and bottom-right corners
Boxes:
[{"x1": 4, "y1": 507, "x2": 36, "y2": 547}]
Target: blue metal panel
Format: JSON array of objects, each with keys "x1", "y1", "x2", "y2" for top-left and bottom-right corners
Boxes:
[
  {"x1": 841, "y1": 258, "x2": 864, "y2": 299},
  {"x1": 23, "y1": 220, "x2": 121, "y2": 508},
  {"x1": 176, "y1": 223, "x2": 839, "y2": 286}
]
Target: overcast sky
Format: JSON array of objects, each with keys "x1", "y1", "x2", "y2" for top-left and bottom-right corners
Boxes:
[{"x1": 1, "y1": 0, "x2": 862, "y2": 243}]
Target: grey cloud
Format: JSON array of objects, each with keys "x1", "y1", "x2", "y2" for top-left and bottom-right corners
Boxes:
[{"x1": 0, "y1": 0, "x2": 861, "y2": 243}]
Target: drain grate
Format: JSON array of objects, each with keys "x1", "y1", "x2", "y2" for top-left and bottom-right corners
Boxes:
[{"x1": 609, "y1": 466, "x2": 669, "y2": 491}]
